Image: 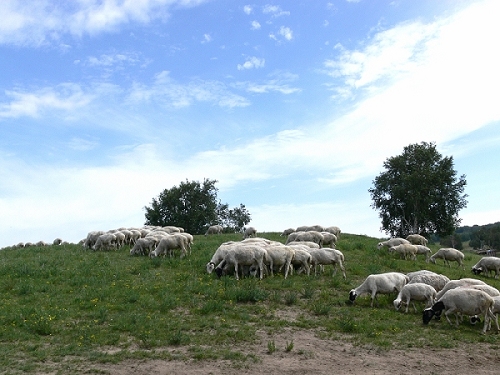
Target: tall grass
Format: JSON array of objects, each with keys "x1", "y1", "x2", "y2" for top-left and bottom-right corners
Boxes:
[{"x1": 0, "y1": 232, "x2": 499, "y2": 373}]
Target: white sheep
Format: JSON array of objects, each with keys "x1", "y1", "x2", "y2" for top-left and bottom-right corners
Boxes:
[
  {"x1": 130, "y1": 237, "x2": 157, "y2": 256},
  {"x1": 308, "y1": 248, "x2": 346, "y2": 279},
  {"x1": 242, "y1": 226, "x2": 257, "y2": 239},
  {"x1": 423, "y1": 288, "x2": 499, "y2": 334},
  {"x1": 286, "y1": 231, "x2": 324, "y2": 247},
  {"x1": 429, "y1": 248, "x2": 465, "y2": 269},
  {"x1": 435, "y1": 278, "x2": 487, "y2": 300},
  {"x1": 263, "y1": 245, "x2": 295, "y2": 278},
  {"x1": 289, "y1": 247, "x2": 312, "y2": 276},
  {"x1": 150, "y1": 234, "x2": 188, "y2": 258},
  {"x1": 280, "y1": 228, "x2": 295, "y2": 237},
  {"x1": 52, "y1": 238, "x2": 62, "y2": 246},
  {"x1": 407, "y1": 270, "x2": 450, "y2": 292},
  {"x1": 323, "y1": 226, "x2": 341, "y2": 238},
  {"x1": 320, "y1": 232, "x2": 337, "y2": 248},
  {"x1": 296, "y1": 225, "x2": 324, "y2": 232},
  {"x1": 393, "y1": 283, "x2": 437, "y2": 313},
  {"x1": 377, "y1": 238, "x2": 410, "y2": 250},
  {"x1": 214, "y1": 245, "x2": 267, "y2": 280},
  {"x1": 406, "y1": 234, "x2": 428, "y2": 246},
  {"x1": 205, "y1": 225, "x2": 223, "y2": 236},
  {"x1": 179, "y1": 232, "x2": 194, "y2": 254},
  {"x1": 414, "y1": 245, "x2": 432, "y2": 262},
  {"x1": 93, "y1": 233, "x2": 116, "y2": 251},
  {"x1": 349, "y1": 272, "x2": 408, "y2": 307},
  {"x1": 388, "y1": 243, "x2": 418, "y2": 260},
  {"x1": 206, "y1": 242, "x2": 234, "y2": 274},
  {"x1": 472, "y1": 257, "x2": 500, "y2": 279},
  {"x1": 286, "y1": 240, "x2": 320, "y2": 249}
]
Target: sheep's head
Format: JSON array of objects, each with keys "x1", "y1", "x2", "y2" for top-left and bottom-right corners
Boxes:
[
  {"x1": 206, "y1": 262, "x2": 215, "y2": 274},
  {"x1": 470, "y1": 315, "x2": 481, "y2": 325},
  {"x1": 393, "y1": 299, "x2": 402, "y2": 310},
  {"x1": 376, "y1": 242, "x2": 383, "y2": 250},
  {"x1": 472, "y1": 267, "x2": 483, "y2": 275},
  {"x1": 349, "y1": 290, "x2": 357, "y2": 302},
  {"x1": 423, "y1": 301, "x2": 445, "y2": 324}
]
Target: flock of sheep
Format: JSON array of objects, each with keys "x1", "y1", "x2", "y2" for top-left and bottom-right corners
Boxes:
[
  {"x1": 348, "y1": 235, "x2": 500, "y2": 335},
  {"x1": 4, "y1": 222, "x2": 500, "y2": 335}
]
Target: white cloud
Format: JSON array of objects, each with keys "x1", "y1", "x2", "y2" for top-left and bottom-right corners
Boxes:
[
  {"x1": 262, "y1": 5, "x2": 290, "y2": 17},
  {"x1": 279, "y1": 26, "x2": 293, "y2": 40},
  {"x1": 202, "y1": 33, "x2": 212, "y2": 43},
  {"x1": 243, "y1": 5, "x2": 253, "y2": 15},
  {"x1": 237, "y1": 56, "x2": 265, "y2": 70},
  {"x1": 251, "y1": 20, "x2": 261, "y2": 30}
]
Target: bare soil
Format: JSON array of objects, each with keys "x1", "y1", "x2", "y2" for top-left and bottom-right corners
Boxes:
[{"x1": 90, "y1": 329, "x2": 500, "y2": 375}]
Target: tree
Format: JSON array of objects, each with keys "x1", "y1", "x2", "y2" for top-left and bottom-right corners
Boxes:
[
  {"x1": 368, "y1": 142, "x2": 467, "y2": 238},
  {"x1": 144, "y1": 179, "x2": 251, "y2": 234}
]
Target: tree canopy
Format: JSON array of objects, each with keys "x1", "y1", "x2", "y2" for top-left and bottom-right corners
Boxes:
[
  {"x1": 368, "y1": 142, "x2": 467, "y2": 238},
  {"x1": 144, "y1": 178, "x2": 251, "y2": 234}
]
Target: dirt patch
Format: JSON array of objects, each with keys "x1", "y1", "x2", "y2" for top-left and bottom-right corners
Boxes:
[{"x1": 91, "y1": 329, "x2": 500, "y2": 375}]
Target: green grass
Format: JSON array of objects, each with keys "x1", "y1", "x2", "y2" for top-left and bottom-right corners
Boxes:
[{"x1": 0, "y1": 232, "x2": 499, "y2": 373}]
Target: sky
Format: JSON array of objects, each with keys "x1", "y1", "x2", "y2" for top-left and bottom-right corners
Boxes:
[{"x1": 1, "y1": 0, "x2": 499, "y2": 248}]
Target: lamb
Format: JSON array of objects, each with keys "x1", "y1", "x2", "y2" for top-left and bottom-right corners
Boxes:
[
  {"x1": 243, "y1": 226, "x2": 257, "y2": 239},
  {"x1": 377, "y1": 238, "x2": 410, "y2": 250},
  {"x1": 471, "y1": 257, "x2": 500, "y2": 279},
  {"x1": 414, "y1": 245, "x2": 432, "y2": 262},
  {"x1": 393, "y1": 283, "x2": 437, "y2": 313},
  {"x1": 263, "y1": 245, "x2": 295, "y2": 278},
  {"x1": 308, "y1": 248, "x2": 346, "y2": 279},
  {"x1": 429, "y1": 248, "x2": 465, "y2": 269},
  {"x1": 320, "y1": 232, "x2": 337, "y2": 248},
  {"x1": 407, "y1": 270, "x2": 450, "y2": 292},
  {"x1": 406, "y1": 234, "x2": 428, "y2": 246},
  {"x1": 388, "y1": 244, "x2": 418, "y2": 260},
  {"x1": 423, "y1": 288, "x2": 499, "y2": 334},
  {"x1": 150, "y1": 234, "x2": 188, "y2": 258},
  {"x1": 349, "y1": 272, "x2": 408, "y2": 307},
  {"x1": 214, "y1": 245, "x2": 267, "y2": 280}
]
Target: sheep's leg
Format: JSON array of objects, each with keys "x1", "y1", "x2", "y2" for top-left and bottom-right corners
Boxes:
[{"x1": 234, "y1": 262, "x2": 240, "y2": 280}]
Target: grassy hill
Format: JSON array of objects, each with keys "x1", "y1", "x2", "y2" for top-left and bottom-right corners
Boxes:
[{"x1": 1, "y1": 232, "x2": 499, "y2": 374}]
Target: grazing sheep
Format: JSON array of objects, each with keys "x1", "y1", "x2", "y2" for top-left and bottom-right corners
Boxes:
[
  {"x1": 323, "y1": 226, "x2": 341, "y2": 238},
  {"x1": 349, "y1": 272, "x2": 408, "y2": 307},
  {"x1": 435, "y1": 278, "x2": 487, "y2": 300},
  {"x1": 393, "y1": 283, "x2": 437, "y2": 313},
  {"x1": 53, "y1": 238, "x2": 62, "y2": 246},
  {"x1": 285, "y1": 231, "x2": 324, "y2": 247},
  {"x1": 263, "y1": 245, "x2": 295, "y2": 278},
  {"x1": 388, "y1": 244, "x2": 418, "y2": 260},
  {"x1": 465, "y1": 284, "x2": 500, "y2": 297},
  {"x1": 377, "y1": 238, "x2": 410, "y2": 250},
  {"x1": 214, "y1": 245, "x2": 267, "y2": 280},
  {"x1": 83, "y1": 230, "x2": 105, "y2": 249},
  {"x1": 281, "y1": 228, "x2": 295, "y2": 237},
  {"x1": 206, "y1": 242, "x2": 235, "y2": 274},
  {"x1": 205, "y1": 225, "x2": 223, "y2": 236},
  {"x1": 423, "y1": 288, "x2": 498, "y2": 334},
  {"x1": 406, "y1": 234, "x2": 428, "y2": 246},
  {"x1": 113, "y1": 231, "x2": 126, "y2": 248},
  {"x1": 308, "y1": 248, "x2": 346, "y2": 279},
  {"x1": 414, "y1": 245, "x2": 432, "y2": 262},
  {"x1": 289, "y1": 247, "x2": 312, "y2": 275},
  {"x1": 287, "y1": 241, "x2": 320, "y2": 249},
  {"x1": 407, "y1": 270, "x2": 450, "y2": 292},
  {"x1": 129, "y1": 229, "x2": 142, "y2": 245},
  {"x1": 296, "y1": 225, "x2": 324, "y2": 232},
  {"x1": 93, "y1": 233, "x2": 117, "y2": 251},
  {"x1": 179, "y1": 232, "x2": 194, "y2": 254},
  {"x1": 130, "y1": 237, "x2": 157, "y2": 256},
  {"x1": 320, "y1": 232, "x2": 337, "y2": 248},
  {"x1": 429, "y1": 248, "x2": 465, "y2": 269},
  {"x1": 150, "y1": 234, "x2": 188, "y2": 258},
  {"x1": 472, "y1": 257, "x2": 500, "y2": 279},
  {"x1": 243, "y1": 226, "x2": 257, "y2": 239}
]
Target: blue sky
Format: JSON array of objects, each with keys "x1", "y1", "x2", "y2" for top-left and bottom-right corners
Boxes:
[{"x1": 1, "y1": 0, "x2": 499, "y2": 247}]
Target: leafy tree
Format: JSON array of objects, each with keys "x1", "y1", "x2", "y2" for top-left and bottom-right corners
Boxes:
[
  {"x1": 144, "y1": 179, "x2": 251, "y2": 234},
  {"x1": 368, "y1": 142, "x2": 468, "y2": 238}
]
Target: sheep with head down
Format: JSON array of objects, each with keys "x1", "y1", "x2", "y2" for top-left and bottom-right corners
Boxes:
[{"x1": 349, "y1": 272, "x2": 408, "y2": 307}]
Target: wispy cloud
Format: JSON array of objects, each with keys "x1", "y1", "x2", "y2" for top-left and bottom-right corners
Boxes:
[
  {"x1": 262, "y1": 5, "x2": 290, "y2": 17},
  {"x1": 270, "y1": 26, "x2": 293, "y2": 42},
  {"x1": 0, "y1": 83, "x2": 94, "y2": 119},
  {"x1": 251, "y1": 20, "x2": 261, "y2": 30}
]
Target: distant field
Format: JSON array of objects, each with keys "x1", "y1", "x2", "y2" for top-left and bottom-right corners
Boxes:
[{"x1": 1, "y1": 232, "x2": 499, "y2": 374}]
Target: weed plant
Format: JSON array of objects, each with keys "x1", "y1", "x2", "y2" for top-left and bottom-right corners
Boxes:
[{"x1": 0, "y1": 232, "x2": 499, "y2": 373}]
